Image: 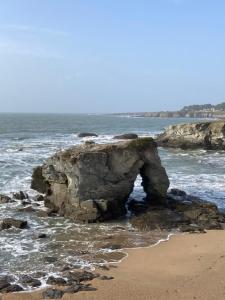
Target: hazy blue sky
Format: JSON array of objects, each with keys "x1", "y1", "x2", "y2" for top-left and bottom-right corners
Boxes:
[{"x1": 0, "y1": 0, "x2": 225, "y2": 113}]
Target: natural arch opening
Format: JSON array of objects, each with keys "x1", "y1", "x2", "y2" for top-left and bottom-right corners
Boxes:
[{"x1": 126, "y1": 173, "x2": 148, "y2": 217}]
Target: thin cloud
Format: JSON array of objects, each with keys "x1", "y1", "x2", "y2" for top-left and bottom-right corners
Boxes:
[
  {"x1": 0, "y1": 39, "x2": 63, "y2": 59},
  {"x1": 0, "y1": 24, "x2": 70, "y2": 37}
]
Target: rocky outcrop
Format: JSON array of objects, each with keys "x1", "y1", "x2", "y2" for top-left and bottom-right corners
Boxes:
[
  {"x1": 131, "y1": 189, "x2": 225, "y2": 232},
  {"x1": 31, "y1": 138, "x2": 169, "y2": 222},
  {"x1": 156, "y1": 120, "x2": 225, "y2": 150}
]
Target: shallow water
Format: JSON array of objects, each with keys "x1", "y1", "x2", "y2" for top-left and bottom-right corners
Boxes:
[{"x1": 0, "y1": 113, "x2": 224, "y2": 287}]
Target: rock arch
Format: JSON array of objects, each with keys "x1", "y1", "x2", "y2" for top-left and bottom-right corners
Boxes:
[{"x1": 31, "y1": 138, "x2": 169, "y2": 222}]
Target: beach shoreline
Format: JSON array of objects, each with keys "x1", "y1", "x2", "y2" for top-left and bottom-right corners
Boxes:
[{"x1": 3, "y1": 229, "x2": 225, "y2": 300}]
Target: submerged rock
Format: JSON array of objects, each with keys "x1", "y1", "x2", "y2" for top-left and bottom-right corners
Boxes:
[
  {"x1": 0, "y1": 194, "x2": 13, "y2": 204},
  {"x1": 131, "y1": 189, "x2": 225, "y2": 231},
  {"x1": 20, "y1": 274, "x2": 41, "y2": 287},
  {"x1": 156, "y1": 120, "x2": 225, "y2": 150},
  {"x1": 12, "y1": 191, "x2": 29, "y2": 200},
  {"x1": 31, "y1": 138, "x2": 169, "y2": 222},
  {"x1": 113, "y1": 133, "x2": 138, "y2": 140}
]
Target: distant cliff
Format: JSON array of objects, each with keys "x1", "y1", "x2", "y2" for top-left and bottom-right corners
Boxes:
[{"x1": 113, "y1": 102, "x2": 225, "y2": 119}]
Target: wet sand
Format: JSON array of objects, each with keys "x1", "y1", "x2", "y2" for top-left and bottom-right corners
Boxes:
[{"x1": 3, "y1": 230, "x2": 225, "y2": 300}]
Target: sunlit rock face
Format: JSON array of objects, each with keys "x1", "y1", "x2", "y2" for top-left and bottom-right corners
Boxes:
[
  {"x1": 156, "y1": 120, "x2": 225, "y2": 150},
  {"x1": 31, "y1": 138, "x2": 169, "y2": 222}
]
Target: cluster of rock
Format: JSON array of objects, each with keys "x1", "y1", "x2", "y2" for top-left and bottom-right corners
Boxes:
[
  {"x1": 131, "y1": 189, "x2": 225, "y2": 232},
  {"x1": 156, "y1": 120, "x2": 225, "y2": 150},
  {"x1": 31, "y1": 138, "x2": 169, "y2": 222},
  {"x1": 0, "y1": 269, "x2": 114, "y2": 296}
]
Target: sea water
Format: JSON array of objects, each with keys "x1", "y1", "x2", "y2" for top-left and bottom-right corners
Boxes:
[{"x1": 0, "y1": 113, "x2": 224, "y2": 286}]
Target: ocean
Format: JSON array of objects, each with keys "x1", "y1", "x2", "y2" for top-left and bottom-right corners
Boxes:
[{"x1": 0, "y1": 113, "x2": 225, "y2": 288}]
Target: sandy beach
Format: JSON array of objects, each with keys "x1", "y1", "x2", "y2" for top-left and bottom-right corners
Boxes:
[{"x1": 2, "y1": 230, "x2": 225, "y2": 300}]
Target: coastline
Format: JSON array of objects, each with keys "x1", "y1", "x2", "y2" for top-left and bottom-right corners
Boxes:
[{"x1": 3, "y1": 230, "x2": 225, "y2": 300}]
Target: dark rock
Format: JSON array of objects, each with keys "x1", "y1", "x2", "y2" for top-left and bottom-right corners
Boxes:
[
  {"x1": 64, "y1": 284, "x2": 80, "y2": 293},
  {"x1": 77, "y1": 132, "x2": 98, "y2": 138},
  {"x1": 66, "y1": 271, "x2": 96, "y2": 284},
  {"x1": 1, "y1": 284, "x2": 24, "y2": 293},
  {"x1": 0, "y1": 218, "x2": 28, "y2": 230},
  {"x1": 31, "y1": 166, "x2": 47, "y2": 194},
  {"x1": 37, "y1": 233, "x2": 48, "y2": 239},
  {"x1": 42, "y1": 288, "x2": 64, "y2": 299},
  {"x1": 46, "y1": 276, "x2": 67, "y2": 286},
  {"x1": 44, "y1": 256, "x2": 58, "y2": 263},
  {"x1": 0, "y1": 194, "x2": 13, "y2": 204},
  {"x1": 169, "y1": 189, "x2": 187, "y2": 197},
  {"x1": 99, "y1": 275, "x2": 114, "y2": 280},
  {"x1": 20, "y1": 274, "x2": 41, "y2": 287},
  {"x1": 84, "y1": 140, "x2": 95, "y2": 145},
  {"x1": 21, "y1": 200, "x2": 31, "y2": 206},
  {"x1": 127, "y1": 198, "x2": 148, "y2": 214},
  {"x1": 12, "y1": 191, "x2": 29, "y2": 200},
  {"x1": 113, "y1": 133, "x2": 138, "y2": 140},
  {"x1": 32, "y1": 138, "x2": 169, "y2": 223}
]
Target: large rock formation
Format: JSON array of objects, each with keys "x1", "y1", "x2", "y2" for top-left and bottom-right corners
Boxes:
[
  {"x1": 31, "y1": 138, "x2": 169, "y2": 222},
  {"x1": 156, "y1": 120, "x2": 225, "y2": 150}
]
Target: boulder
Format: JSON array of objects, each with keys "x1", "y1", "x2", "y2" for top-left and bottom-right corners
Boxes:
[
  {"x1": 42, "y1": 288, "x2": 64, "y2": 299},
  {"x1": 12, "y1": 191, "x2": 29, "y2": 200},
  {"x1": 156, "y1": 120, "x2": 225, "y2": 150},
  {"x1": 0, "y1": 218, "x2": 28, "y2": 230},
  {"x1": 31, "y1": 138, "x2": 169, "y2": 222},
  {"x1": 77, "y1": 132, "x2": 98, "y2": 138},
  {"x1": 46, "y1": 276, "x2": 67, "y2": 286},
  {"x1": 20, "y1": 275, "x2": 41, "y2": 287},
  {"x1": 113, "y1": 133, "x2": 138, "y2": 140},
  {"x1": 0, "y1": 194, "x2": 13, "y2": 204}
]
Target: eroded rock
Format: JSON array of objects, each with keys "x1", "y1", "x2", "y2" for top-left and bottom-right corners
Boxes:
[
  {"x1": 156, "y1": 120, "x2": 225, "y2": 150},
  {"x1": 131, "y1": 189, "x2": 225, "y2": 231},
  {"x1": 31, "y1": 138, "x2": 169, "y2": 222}
]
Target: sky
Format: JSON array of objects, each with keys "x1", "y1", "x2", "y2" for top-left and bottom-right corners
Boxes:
[{"x1": 0, "y1": 0, "x2": 225, "y2": 113}]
